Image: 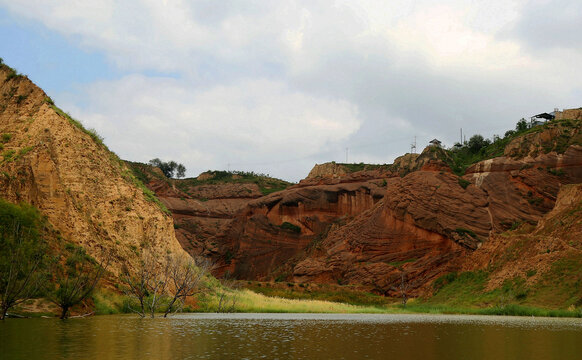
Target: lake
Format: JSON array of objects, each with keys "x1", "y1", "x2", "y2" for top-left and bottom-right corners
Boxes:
[{"x1": 1, "y1": 313, "x2": 581, "y2": 359}]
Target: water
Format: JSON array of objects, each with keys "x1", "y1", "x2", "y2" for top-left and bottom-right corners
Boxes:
[{"x1": 1, "y1": 313, "x2": 582, "y2": 359}]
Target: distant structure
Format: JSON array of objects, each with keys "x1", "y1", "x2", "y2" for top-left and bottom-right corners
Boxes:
[
  {"x1": 410, "y1": 136, "x2": 417, "y2": 154},
  {"x1": 429, "y1": 139, "x2": 442, "y2": 147},
  {"x1": 530, "y1": 112, "x2": 555, "y2": 127}
]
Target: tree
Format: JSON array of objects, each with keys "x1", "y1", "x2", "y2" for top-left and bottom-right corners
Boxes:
[
  {"x1": 0, "y1": 200, "x2": 47, "y2": 320},
  {"x1": 216, "y1": 275, "x2": 239, "y2": 313},
  {"x1": 176, "y1": 164, "x2": 186, "y2": 179},
  {"x1": 49, "y1": 245, "x2": 110, "y2": 319},
  {"x1": 148, "y1": 158, "x2": 186, "y2": 179},
  {"x1": 467, "y1": 134, "x2": 490, "y2": 153},
  {"x1": 504, "y1": 130, "x2": 516, "y2": 138},
  {"x1": 164, "y1": 255, "x2": 212, "y2": 317},
  {"x1": 121, "y1": 249, "x2": 172, "y2": 318},
  {"x1": 516, "y1": 118, "x2": 529, "y2": 132},
  {"x1": 398, "y1": 272, "x2": 411, "y2": 307},
  {"x1": 390, "y1": 271, "x2": 411, "y2": 308}
]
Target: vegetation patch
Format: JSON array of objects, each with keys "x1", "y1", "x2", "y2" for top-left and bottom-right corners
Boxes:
[
  {"x1": 50, "y1": 105, "x2": 108, "y2": 150},
  {"x1": 387, "y1": 258, "x2": 417, "y2": 267},
  {"x1": 458, "y1": 178, "x2": 471, "y2": 189},
  {"x1": 280, "y1": 222, "x2": 301, "y2": 234},
  {"x1": 454, "y1": 228, "x2": 478, "y2": 239},
  {"x1": 176, "y1": 170, "x2": 291, "y2": 196}
]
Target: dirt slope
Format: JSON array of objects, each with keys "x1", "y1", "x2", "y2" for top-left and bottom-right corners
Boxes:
[{"x1": 0, "y1": 64, "x2": 185, "y2": 274}]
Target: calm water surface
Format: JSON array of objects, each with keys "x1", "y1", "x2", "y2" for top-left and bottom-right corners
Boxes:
[{"x1": 1, "y1": 313, "x2": 581, "y2": 359}]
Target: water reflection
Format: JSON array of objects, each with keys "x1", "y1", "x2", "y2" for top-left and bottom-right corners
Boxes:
[{"x1": 1, "y1": 313, "x2": 581, "y2": 359}]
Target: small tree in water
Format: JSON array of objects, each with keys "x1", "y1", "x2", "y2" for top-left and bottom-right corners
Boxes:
[
  {"x1": 49, "y1": 245, "x2": 110, "y2": 319},
  {"x1": 0, "y1": 200, "x2": 48, "y2": 320}
]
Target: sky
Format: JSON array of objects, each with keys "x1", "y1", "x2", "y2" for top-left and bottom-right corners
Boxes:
[{"x1": 1, "y1": 1, "x2": 581, "y2": 182}]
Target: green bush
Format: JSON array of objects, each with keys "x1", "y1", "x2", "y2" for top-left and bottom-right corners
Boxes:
[
  {"x1": 280, "y1": 222, "x2": 301, "y2": 234},
  {"x1": 458, "y1": 178, "x2": 471, "y2": 189}
]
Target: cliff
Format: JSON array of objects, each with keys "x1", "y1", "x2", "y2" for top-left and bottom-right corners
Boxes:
[
  {"x1": 200, "y1": 121, "x2": 582, "y2": 297},
  {"x1": 0, "y1": 64, "x2": 185, "y2": 274},
  {"x1": 125, "y1": 164, "x2": 292, "y2": 257}
]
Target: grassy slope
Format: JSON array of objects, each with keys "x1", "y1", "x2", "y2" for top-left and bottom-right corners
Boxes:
[
  {"x1": 177, "y1": 170, "x2": 292, "y2": 196},
  {"x1": 126, "y1": 163, "x2": 292, "y2": 196}
]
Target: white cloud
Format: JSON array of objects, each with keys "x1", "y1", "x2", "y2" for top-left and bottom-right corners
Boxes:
[
  {"x1": 3, "y1": 0, "x2": 582, "y2": 180},
  {"x1": 60, "y1": 75, "x2": 362, "y2": 180}
]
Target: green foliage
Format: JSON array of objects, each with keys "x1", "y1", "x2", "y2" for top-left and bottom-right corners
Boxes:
[
  {"x1": 176, "y1": 170, "x2": 291, "y2": 196},
  {"x1": 432, "y1": 272, "x2": 458, "y2": 291},
  {"x1": 454, "y1": 228, "x2": 478, "y2": 239},
  {"x1": 1, "y1": 133, "x2": 11, "y2": 143},
  {"x1": 149, "y1": 158, "x2": 186, "y2": 179},
  {"x1": 15, "y1": 95, "x2": 27, "y2": 104},
  {"x1": 246, "y1": 283, "x2": 394, "y2": 307},
  {"x1": 516, "y1": 118, "x2": 528, "y2": 131},
  {"x1": 50, "y1": 105, "x2": 108, "y2": 150},
  {"x1": 121, "y1": 168, "x2": 170, "y2": 215},
  {"x1": 388, "y1": 258, "x2": 417, "y2": 267},
  {"x1": 2, "y1": 149, "x2": 15, "y2": 162},
  {"x1": 337, "y1": 163, "x2": 391, "y2": 173},
  {"x1": 467, "y1": 134, "x2": 491, "y2": 153},
  {"x1": 547, "y1": 168, "x2": 565, "y2": 177},
  {"x1": 445, "y1": 118, "x2": 551, "y2": 175},
  {"x1": 0, "y1": 199, "x2": 48, "y2": 319},
  {"x1": 5, "y1": 69, "x2": 19, "y2": 82},
  {"x1": 48, "y1": 244, "x2": 109, "y2": 319},
  {"x1": 280, "y1": 222, "x2": 301, "y2": 234},
  {"x1": 458, "y1": 178, "x2": 471, "y2": 189}
]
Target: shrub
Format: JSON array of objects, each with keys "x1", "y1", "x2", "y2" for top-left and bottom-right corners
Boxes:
[
  {"x1": 458, "y1": 178, "x2": 471, "y2": 189},
  {"x1": 280, "y1": 222, "x2": 301, "y2": 234}
]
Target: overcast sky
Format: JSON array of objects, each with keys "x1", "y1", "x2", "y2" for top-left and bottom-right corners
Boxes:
[{"x1": 1, "y1": 1, "x2": 581, "y2": 181}]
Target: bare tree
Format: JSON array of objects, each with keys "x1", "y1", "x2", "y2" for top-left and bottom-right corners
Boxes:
[
  {"x1": 49, "y1": 246, "x2": 110, "y2": 319},
  {"x1": 121, "y1": 249, "x2": 171, "y2": 318},
  {"x1": 0, "y1": 220, "x2": 47, "y2": 320},
  {"x1": 390, "y1": 271, "x2": 411, "y2": 308},
  {"x1": 398, "y1": 272, "x2": 411, "y2": 307},
  {"x1": 164, "y1": 255, "x2": 212, "y2": 317}
]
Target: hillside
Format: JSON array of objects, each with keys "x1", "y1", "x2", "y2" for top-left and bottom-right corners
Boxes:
[
  {"x1": 426, "y1": 182, "x2": 582, "y2": 310},
  {"x1": 193, "y1": 119, "x2": 582, "y2": 302},
  {"x1": 0, "y1": 63, "x2": 185, "y2": 275},
  {"x1": 125, "y1": 162, "x2": 292, "y2": 256}
]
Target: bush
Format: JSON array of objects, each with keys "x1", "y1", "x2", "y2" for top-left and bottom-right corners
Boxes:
[
  {"x1": 458, "y1": 178, "x2": 471, "y2": 189},
  {"x1": 149, "y1": 158, "x2": 186, "y2": 179},
  {"x1": 280, "y1": 222, "x2": 301, "y2": 234}
]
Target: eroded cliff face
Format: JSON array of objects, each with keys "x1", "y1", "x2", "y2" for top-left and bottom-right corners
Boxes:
[
  {"x1": 214, "y1": 177, "x2": 388, "y2": 279},
  {"x1": 292, "y1": 143, "x2": 582, "y2": 295},
  {"x1": 0, "y1": 66, "x2": 185, "y2": 274},
  {"x1": 134, "y1": 122, "x2": 582, "y2": 296},
  {"x1": 124, "y1": 164, "x2": 288, "y2": 257}
]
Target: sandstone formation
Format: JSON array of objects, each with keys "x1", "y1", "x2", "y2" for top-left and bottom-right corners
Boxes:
[
  {"x1": 124, "y1": 164, "x2": 291, "y2": 257},
  {"x1": 200, "y1": 124, "x2": 582, "y2": 296},
  {"x1": 0, "y1": 65, "x2": 186, "y2": 274}
]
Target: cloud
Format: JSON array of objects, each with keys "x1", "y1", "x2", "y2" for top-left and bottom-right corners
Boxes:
[
  {"x1": 61, "y1": 75, "x2": 362, "y2": 181},
  {"x1": 504, "y1": 0, "x2": 582, "y2": 50},
  {"x1": 3, "y1": 0, "x2": 582, "y2": 180}
]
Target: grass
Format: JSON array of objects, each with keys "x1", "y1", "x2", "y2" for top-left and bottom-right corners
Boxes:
[
  {"x1": 121, "y1": 168, "x2": 170, "y2": 215},
  {"x1": 458, "y1": 178, "x2": 471, "y2": 189},
  {"x1": 176, "y1": 170, "x2": 291, "y2": 196},
  {"x1": 50, "y1": 105, "x2": 108, "y2": 150},
  {"x1": 335, "y1": 162, "x2": 392, "y2": 173},
  {"x1": 92, "y1": 290, "x2": 128, "y2": 315},
  {"x1": 197, "y1": 288, "x2": 392, "y2": 313},
  {"x1": 244, "y1": 282, "x2": 395, "y2": 307}
]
